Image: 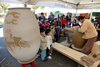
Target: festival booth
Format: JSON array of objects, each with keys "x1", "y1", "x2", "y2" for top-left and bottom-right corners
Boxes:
[
  {"x1": 80, "y1": 13, "x2": 91, "y2": 18},
  {"x1": 35, "y1": 1, "x2": 75, "y2": 18},
  {"x1": 51, "y1": 0, "x2": 100, "y2": 67},
  {"x1": 80, "y1": 9, "x2": 100, "y2": 19},
  {"x1": 1, "y1": 0, "x2": 100, "y2": 67}
]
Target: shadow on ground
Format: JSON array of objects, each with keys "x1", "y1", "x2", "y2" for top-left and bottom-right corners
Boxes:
[
  {"x1": 0, "y1": 36, "x2": 100, "y2": 67},
  {"x1": 0, "y1": 37, "x2": 78, "y2": 67}
]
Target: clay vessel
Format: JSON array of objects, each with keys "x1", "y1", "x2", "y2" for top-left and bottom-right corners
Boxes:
[
  {"x1": 3, "y1": 8, "x2": 40, "y2": 62},
  {"x1": 72, "y1": 29, "x2": 86, "y2": 48}
]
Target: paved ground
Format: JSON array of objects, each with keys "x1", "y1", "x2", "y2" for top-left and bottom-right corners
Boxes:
[
  {"x1": 0, "y1": 23, "x2": 78, "y2": 67},
  {"x1": 0, "y1": 23, "x2": 100, "y2": 67}
]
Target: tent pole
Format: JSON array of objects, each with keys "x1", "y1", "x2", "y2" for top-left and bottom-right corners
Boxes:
[
  {"x1": 90, "y1": 8, "x2": 93, "y2": 21},
  {"x1": 76, "y1": 5, "x2": 78, "y2": 16},
  {"x1": 76, "y1": 9, "x2": 77, "y2": 16},
  {"x1": 24, "y1": 3, "x2": 27, "y2": 7},
  {"x1": 24, "y1": 0, "x2": 29, "y2": 7}
]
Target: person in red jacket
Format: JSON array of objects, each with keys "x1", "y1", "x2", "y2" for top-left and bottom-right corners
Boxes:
[{"x1": 61, "y1": 15, "x2": 67, "y2": 29}]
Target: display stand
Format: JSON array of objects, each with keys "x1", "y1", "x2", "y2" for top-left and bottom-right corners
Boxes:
[{"x1": 18, "y1": 56, "x2": 36, "y2": 67}]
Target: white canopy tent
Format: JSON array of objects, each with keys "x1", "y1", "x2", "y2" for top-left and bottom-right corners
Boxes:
[
  {"x1": 0, "y1": 0, "x2": 56, "y2": 4},
  {"x1": 0, "y1": 0, "x2": 74, "y2": 9},
  {"x1": 56, "y1": 0, "x2": 100, "y2": 16},
  {"x1": 35, "y1": 1, "x2": 74, "y2": 9},
  {"x1": 0, "y1": 0, "x2": 100, "y2": 9},
  {"x1": 0, "y1": 0, "x2": 22, "y2": 4},
  {"x1": 0, "y1": 0, "x2": 100, "y2": 16},
  {"x1": 57, "y1": 0, "x2": 100, "y2": 9}
]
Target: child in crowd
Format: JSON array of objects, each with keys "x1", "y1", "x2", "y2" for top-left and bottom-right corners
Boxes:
[
  {"x1": 53, "y1": 24, "x2": 55, "y2": 33},
  {"x1": 94, "y1": 20, "x2": 100, "y2": 37},
  {"x1": 42, "y1": 20, "x2": 49, "y2": 27},
  {"x1": 70, "y1": 22, "x2": 73, "y2": 28},
  {"x1": 40, "y1": 28, "x2": 48, "y2": 62},
  {"x1": 55, "y1": 25, "x2": 62, "y2": 42},
  {"x1": 48, "y1": 20, "x2": 53, "y2": 25},
  {"x1": 67, "y1": 23, "x2": 70, "y2": 28},
  {"x1": 94, "y1": 20, "x2": 99, "y2": 28},
  {"x1": 66, "y1": 19, "x2": 72, "y2": 28},
  {"x1": 73, "y1": 20, "x2": 79, "y2": 26},
  {"x1": 91, "y1": 19, "x2": 94, "y2": 24},
  {"x1": 50, "y1": 25, "x2": 54, "y2": 42},
  {"x1": 53, "y1": 18, "x2": 58, "y2": 26},
  {"x1": 45, "y1": 26, "x2": 49, "y2": 29},
  {"x1": 67, "y1": 19, "x2": 71, "y2": 24},
  {"x1": 58, "y1": 18, "x2": 61, "y2": 26},
  {"x1": 39, "y1": 18, "x2": 44, "y2": 27},
  {"x1": 45, "y1": 29, "x2": 52, "y2": 59}
]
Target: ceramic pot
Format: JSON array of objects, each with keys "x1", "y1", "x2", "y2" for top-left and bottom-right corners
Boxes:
[
  {"x1": 72, "y1": 29, "x2": 86, "y2": 49},
  {"x1": 3, "y1": 8, "x2": 40, "y2": 62}
]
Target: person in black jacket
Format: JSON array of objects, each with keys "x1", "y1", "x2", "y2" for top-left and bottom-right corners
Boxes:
[
  {"x1": 39, "y1": 12, "x2": 45, "y2": 21},
  {"x1": 66, "y1": 12, "x2": 71, "y2": 22},
  {"x1": 73, "y1": 19, "x2": 79, "y2": 26},
  {"x1": 55, "y1": 25, "x2": 61, "y2": 42}
]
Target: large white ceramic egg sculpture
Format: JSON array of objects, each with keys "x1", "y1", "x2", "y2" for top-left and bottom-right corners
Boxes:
[{"x1": 3, "y1": 8, "x2": 40, "y2": 62}]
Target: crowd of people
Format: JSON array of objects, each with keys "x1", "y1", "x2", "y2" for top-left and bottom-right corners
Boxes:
[
  {"x1": 35, "y1": 12, "x2": 100, "y2": 62},
  {"x1": 91, "y1": 19, "x2": 100, "y2": 28},
  {"x1": 37, "y1": 12, "x2": 79, "y2": 29},
  {"x1": 36, "y1": 12, "x2": 80, "y2": 43},
  {"x1": 91, "y1": 18, "x2": 100, "y2": 37},
  {"x1": 35, "y1": 12, "x2": 80, "y2": 62},
  {"x1": 37, "y1": 12, "x2": 80, "y2": 41}
]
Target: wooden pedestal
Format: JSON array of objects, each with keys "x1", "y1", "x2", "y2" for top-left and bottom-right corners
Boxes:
[{"x1": 71, "y1": 44, "x2": 83, "y2": 51}]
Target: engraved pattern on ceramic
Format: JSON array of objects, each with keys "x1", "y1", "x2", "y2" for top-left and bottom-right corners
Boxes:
[
  {"x1": 6, "y1": 12, "x2": 20, "y2": 25},
  {"x1": 3, "y1": 8, "x2": 40, "y2": 62}
]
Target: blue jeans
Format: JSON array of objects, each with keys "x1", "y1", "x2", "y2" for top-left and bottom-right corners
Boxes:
[{"x1": 41, "y1": 50, "x2": 46, "y2": 60}]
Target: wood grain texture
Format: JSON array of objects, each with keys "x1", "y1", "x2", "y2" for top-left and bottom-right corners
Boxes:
[
  {"x1": 52, "y1": 43, "x2": 86, "y2": 65},
  {"x1": 52, "y1": 42, "x2": 100, "y2": 67}
]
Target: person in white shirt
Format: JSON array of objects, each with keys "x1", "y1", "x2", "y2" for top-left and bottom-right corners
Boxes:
[{"x1": 45, "y1": 29, "x2": 52, "y2": 59}]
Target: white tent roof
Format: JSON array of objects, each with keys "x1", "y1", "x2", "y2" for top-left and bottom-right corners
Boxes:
[
  {"x1": 35, "y1": 1, "x2": 74, "y2": 9},
  {"x1": 0, "y1": 0, "x2": 22, "y2": 4},
  {"x1": 0, "y1": 0, "x2": 75, "y2": 9},
  {"x1": 57, "y1": 0, "x2": 100, "y2": 9},
  {"x1": 0, "y1": 0, "x2": 55, "y2": 4},
  {"x1": 0, "y1": 0, "x2": 100, "y2": 9}
]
